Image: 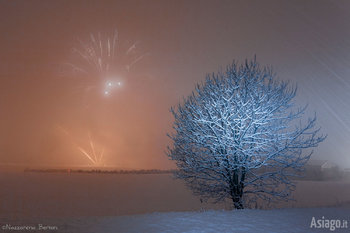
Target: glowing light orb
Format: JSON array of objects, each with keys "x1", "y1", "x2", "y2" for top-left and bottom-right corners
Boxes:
[{"x1": 102, "y1": 79, "x2": 123, "y2": 96}]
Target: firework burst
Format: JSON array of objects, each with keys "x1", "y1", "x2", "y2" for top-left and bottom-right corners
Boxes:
[{"x1": 61, "y1": 29, "x2": 148, "y2": 96}]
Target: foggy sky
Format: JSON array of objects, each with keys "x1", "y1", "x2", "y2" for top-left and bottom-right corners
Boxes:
[{"x1": 0, "y1": 0, "x2": 350, "y2": 169}]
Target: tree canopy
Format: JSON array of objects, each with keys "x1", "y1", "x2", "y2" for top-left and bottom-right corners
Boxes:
[{"x1": 167, "y1": 58, "x2": 326, "y2": 209}]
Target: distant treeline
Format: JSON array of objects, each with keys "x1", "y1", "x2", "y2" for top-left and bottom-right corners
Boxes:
[{"x1": 24, "y1": 168, "x2": 176, "y2": 175}]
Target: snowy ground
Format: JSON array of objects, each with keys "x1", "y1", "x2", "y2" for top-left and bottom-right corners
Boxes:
[
  {"x1": 1, "y1": 207, "x2": 349, "y2": 233},
  {"x1": 88, "y1": 207, "x2": 350, "y2": 233}
]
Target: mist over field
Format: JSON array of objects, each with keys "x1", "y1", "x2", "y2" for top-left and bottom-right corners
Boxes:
[{"x1": 0, "y1": 172, "x2": 349, "y2": 219}]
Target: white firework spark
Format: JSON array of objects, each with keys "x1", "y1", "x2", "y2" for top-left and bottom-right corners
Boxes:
[
  {"x1": 57, "y1": 126, "x2": 106, "y2": 166},
  {"x1": 77, "y1": 133, "x2": 105, "y2": 166}
]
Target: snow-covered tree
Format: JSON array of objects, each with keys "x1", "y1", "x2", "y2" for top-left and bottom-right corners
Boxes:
[{"x1": 167, "y1": 59, "x2": 326, "y2": 209}]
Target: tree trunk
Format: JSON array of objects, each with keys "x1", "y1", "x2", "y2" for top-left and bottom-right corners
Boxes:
[{"x1": 231, "y1": 168, "x2": 245, "y2": 209}]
